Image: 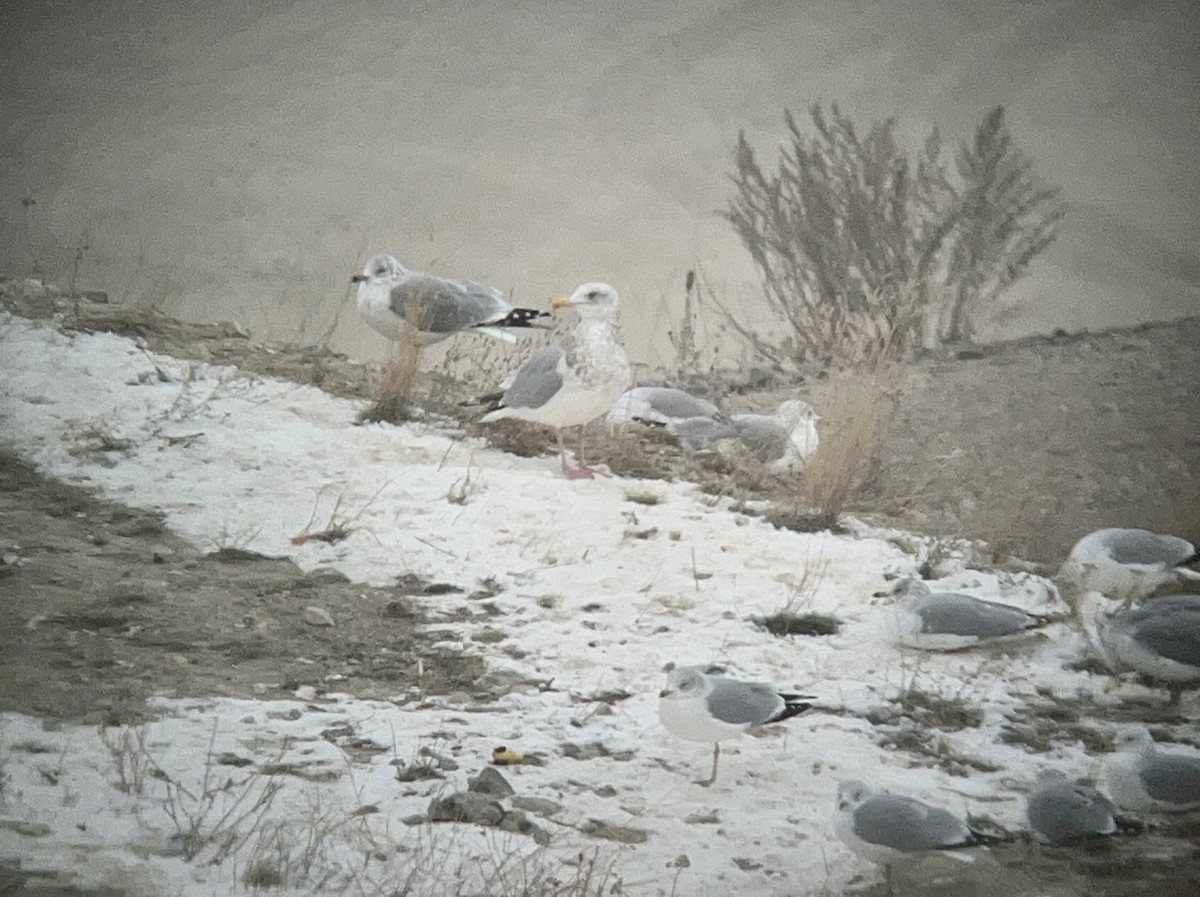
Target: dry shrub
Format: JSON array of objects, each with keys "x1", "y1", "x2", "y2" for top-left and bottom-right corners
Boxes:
[{"x1": 797, "y1": 367, "x2": 893, "y2": 516}]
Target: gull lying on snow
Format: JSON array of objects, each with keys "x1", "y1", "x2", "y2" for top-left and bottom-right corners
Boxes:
[
  {"x1": 1072, "y1": 592, "x2": 1200, "y2": 704},
  {"x1": 876, "y1": 576, "x2": 1052, "y2": 651},
  {"x1": 835, "y1": 780, "x2": 1001, "y2": 892},
  {"x1": 1025, "y1": 769, "x2": 1130, "y2": 845},
  {"x1": 1057, "y1": 527, "x2": 1199, "y2": 606},
  {"x1": 476, "y1": 282, "x2": 630, "y2": 479},
  {"x1": 605, "y1": 386, "x2": 719, "y2": 427},
  {"x1": 352, "y1": 253, "x2": 549, "y2": 344},
  {"x1": 657, "y1": 664, "x2": 814, "y2": 786},
  {"x1": 1106, "y1": 727, "x2": 1200, "y2": 813},
  {"x1": 668, "y1": 399, "x2": 820, "y2": 473}
]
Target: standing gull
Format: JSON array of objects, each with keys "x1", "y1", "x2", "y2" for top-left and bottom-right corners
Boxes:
[
  {"x1": 668, "y1": 399, "x2": 821, "y2": 473},
  {"x1": 1105, "y1": 727, "x2": 1200, "y2": 813},
  {"x1": 1072, "y1": 592, "x2": 1200, "y2": 704},
  {"x1": 351, "y1": 253, "x2": 548, "y2": 344},
  {"x1": 1025, "y1": 769, "x2": 1129, "y2": 845},
  {"x1": 477, "y1": 282, "x2": 630, "y2": 479},
  {"x1": 657, "y1": 664, "x2": 814, "y2": 786},
  {"x1": 876, "y1": 576, "x2": 1052, "y2": 651},
  {"x1": 605, "y1": 386, "x2": 719, "y2": 427},
  {"x1": 835, "y1": 780, "x2": 999, "y2": 893},
  {"x1": 1056, "y1": 527, "x2": 1199, "y2": 606}
]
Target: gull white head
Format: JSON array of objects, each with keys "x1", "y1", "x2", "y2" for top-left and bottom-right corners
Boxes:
[
  {"x1": 354, "y1": 253, "x2": 405, "y2": 284},
  {"x1": 552, "y1": 282, "x2": 620, "y2": 320}
]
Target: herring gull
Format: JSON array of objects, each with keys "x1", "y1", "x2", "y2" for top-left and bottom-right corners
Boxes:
[
  {"x1": 668, "y1": 399, "x2": 820, "y2": 473},
  {"x1": 876, "y1": 576, "x2": 1052, "y2": 651},
  {"x1": 1056, "y1": 527, "x2": 1199, "y2": 606},
  {"x1": 477, "y1": 282, "x2": 630, "y2": 479},
  {"x1": 1106, "y1": 727, "x2": 1200, "y2": 813},
  {"x1": 351, "y1": 253, "x2": 548, "y2": 344},
  {"x1": 1025, "y1": 769, "x2": 1127, "y2": 844},
  {"x1": 1072, "y1": 592, "x2": 1200, "y2": 704},
  {"x1": 606, "y1": 386, "x2": 719, "y2": 427},
  {"x1": 835, "y1": 780, "x2": 998, "y2": 893},
  {"x1": 657, "y1": 664, "x2": 814, "y2": 786}
]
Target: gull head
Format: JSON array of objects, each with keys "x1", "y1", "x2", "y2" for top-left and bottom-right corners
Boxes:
[
  {"x1": 352, "y1": 253, "x2": 404, "y2": 285},
  {"x1": 552, "y1": 282, "x2": 620, "y2": 319},
  {"x1": 836, "y1": 779, "x2": 873, "y2": 812},
  {"x1": 659, "y1": 665, "x2": 705, "y2": 699}
]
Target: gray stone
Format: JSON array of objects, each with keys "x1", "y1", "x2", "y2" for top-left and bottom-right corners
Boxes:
[
  {"x1": 469, "y1": 767, "x2": 515, "y2": 797},
  {"x1": 427, "y1": 792, "x2": 504, "y2": 827},
  {"x1": 510, "y1": 796, "x2": 563, "y2": 818}
]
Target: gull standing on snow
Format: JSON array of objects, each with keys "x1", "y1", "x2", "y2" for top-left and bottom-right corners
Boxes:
[
  {"x1": 657, "y1": 664, "x2": 814, "y2": 786},
  {"x1": 1025, "y1": 769, "x2": 1128, "y2": 845},
  {"x1": 668, "y1": 399, "x2": 821, "y2": 473},
  {"x1": 1106, "y1": 727, "x2": 1200, "y2": 813},
  {"x1": 1072, "y1": 592, "x2": 1200, "y2": 705},
  {"x1": 835, "y1": 780, "x2": 999, "y2": 893},
  {"x1": 351, "y1": 253, "x2": 549, "y2": 344},
  {"x1": 876, "y1": 576, "x2": 1052, "y2": 651},
  {"x1": 605, "y1": 385, "x2": 719, "y2": 427},
  {"x1": 477, "y1": 282, "x2": 630, "y2": 479},
  {"x1": 1057, "y1": 527, "x2": 1199, "y2": 606}
]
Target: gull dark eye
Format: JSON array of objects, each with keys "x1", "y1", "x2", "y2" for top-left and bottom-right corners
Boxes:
[{"x1": 587, "y1": 290, "x2": 599, "y2": 300}]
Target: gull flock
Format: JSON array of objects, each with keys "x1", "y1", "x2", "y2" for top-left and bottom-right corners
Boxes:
[{"x1": 2, "y1": 261, "x2": 1200, "y2": 897}]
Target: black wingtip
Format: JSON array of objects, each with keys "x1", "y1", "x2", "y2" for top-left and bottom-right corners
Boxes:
[
  {"x1": 460, "y1": 391, "x2": 505, "y2": 411},
  {"x1": 482, "y1": 307, "x2": 553, "y2": 330},
  {"x1": 773, "y1": 695, "x2": 816, "y2": 722}
]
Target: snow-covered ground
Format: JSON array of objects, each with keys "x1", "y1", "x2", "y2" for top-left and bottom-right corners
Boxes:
[{"x1": 0, "y1": 312, "x2": 1191, "y2": 895}]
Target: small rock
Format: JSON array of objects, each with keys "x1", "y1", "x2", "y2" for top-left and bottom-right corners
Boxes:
[
  {"x1": 428, "y1": 792, "x2": 505, "y2": 827},
  {"x1": 510, "y1": 796, "x2": 563, "y2": 818},
  {"x1": 671, "y1": 855, "x2": 691, "y2": 869},
  {"x1": 560, "y1": 741, "x2": 634, "y2": 762},
  {"x1": 469, "y1": 767, "x2": 515, "y2": 797},
  {"x1": 303, "y1": 606, "x2": 334, "y2": 627},
  {"x1": 733, "y1": 857, "x2": 762, "y2": 872},
  {"x1": 215, "y1": 752, "x2": 253, "y2": 767},
  {"x1": 0, "y1": 820, "x2": 52, "y2": 837},
  {"x1": 401, "y1": 814, "x2": 427, "y2": 826},
  {"x1": 579, "y1": 819, "x2": 649, "y2": 844},
  {"x1": 496, "y1": 808, "x2": 550, "y2": 846},
  {"x1": 592, "y1": 784, "x2": 617, "y2": 798},
  {"x1": 294, "y1": 685, "x2": 317, "y2": 701},
  {"x1": 684, "y1": 811, "x2": 720, "y2": 825}
]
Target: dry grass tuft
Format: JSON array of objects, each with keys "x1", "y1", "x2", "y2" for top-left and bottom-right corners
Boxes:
[
  {"x1": 797, "y1": 368, "x2": 894, "y2": 517},
  {"x1": 361, "y1": 334, "x2": 422, "y2": 424}
]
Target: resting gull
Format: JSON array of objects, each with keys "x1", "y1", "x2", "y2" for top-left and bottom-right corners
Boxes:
[
  {"x1": 668, "y1": 399, "x2": 820, "y2": 473},
  {"x1": 351, "y1": 253, "x2": 548, "y2": 344},
  {"x1": 1106, "y1": 727, "x2": 1200, "y2": 813},
  {"x1": 835, "y1": 780, "x2": 1000, "y2": 893},
  {"x1": 875, "y1": 576, "x2": 1052, "y2": 651},
  {"x1": 657, "y1": 664, "x2": 814, "y2": 786},
  {"x1": 1057, "y1": 527, "x2": 1199, "y2": 606},
  {"x1": 477, "y1": 282, "x2": 630, "y2": 478},
  {"x1": 1073, "y1": 592, "x2": 1200, "y2": 704},
  {"x1": 1025, "y1": 769, "x2": 1128, "y2": 845},
  {"x1": 605, "y1": 386, "x2": 719, "y2": 427}
]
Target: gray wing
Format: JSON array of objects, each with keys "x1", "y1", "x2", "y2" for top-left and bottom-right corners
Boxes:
[
  {"x1": 728, "y1": 415, "x2": 790, "y2": 463},
  {"x1": 1141, "y1": 755, "x2": 1200, "y2": 805},
  {"x1": 669, "y1": 417, "x2": 739, "y2": 452},
  {"x1": 853, "y1": 795, "x2": 971, "y2": 852},
  {"x1": 1027, "y1": 781, "x2": 1117, "y2": 843},
  {"x1": 1105, "y1": 529, "x2": 1196, "y2": 566},
  {"x1": 705, "y1": 677, "x2": 783, "y2": 725},
  {"x1": 389, "y1": 273, "x2": 510, "y2": 334},
  {"x1": 500, "y1": 347, "x2": 565, "y2": 411},
  {"x1": 916, "y1": 593, "x2": 1038, "y2": 638},
  {"x1": 1124, "y1": 600, "x2": 1200, "y2": 666},
  {"x1": 640, "y1": 387, "x2": 718, "y2": 420}
]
